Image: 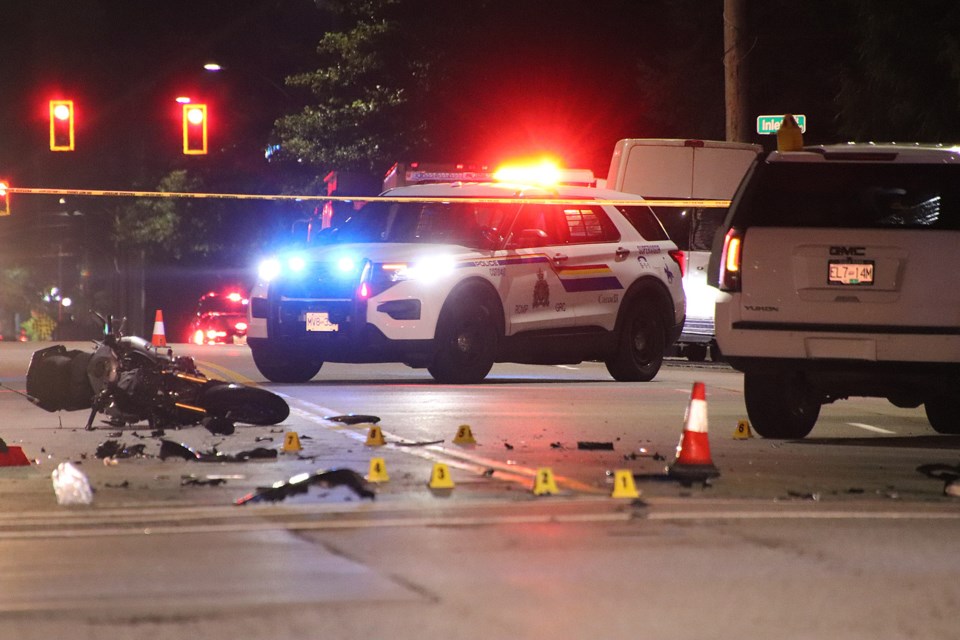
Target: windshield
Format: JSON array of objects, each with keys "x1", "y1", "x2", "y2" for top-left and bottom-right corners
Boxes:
[{"x1": 320, "y1": 200, "x2": 518, "y2": 249}]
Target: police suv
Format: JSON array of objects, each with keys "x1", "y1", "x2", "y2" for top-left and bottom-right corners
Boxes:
[
  {"x1": 247, "y1": 178, "x2": 685, "y2": 383},
  {"x1": 710, "y1": 143, "x2": 960, "y2": 438}
]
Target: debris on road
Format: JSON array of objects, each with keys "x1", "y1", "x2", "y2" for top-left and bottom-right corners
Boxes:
[
  {"x1": 0, "y1": 437, "x2": 31, "y2": 467},
  {"x1": 325, "y1": 414, "x2": 381, "y2": 425},
  {"x1": 158, "y1": 439, "x2": 278, "y2": 462},
  {"x1": 52, "y1": 462, "x2": 93, "y2": 505},
  {"x1": 577, "y1": 441, "x2": 614, "y2": 451},
  {"x1": 235, "y1": 469, "x2": 375, "y2": 504},
  {"x1": 95, "y1": 440, "x2": 148, "y2": 459},
  {"x1": 394, "y1": 439, "x2": 444, "y2": 447},
  {"x1": 181, "y1": 475, "x2": 228, "y2": 487},
  {"x1": 786, "y1": 490, "x2": 821, "y2": 501}
]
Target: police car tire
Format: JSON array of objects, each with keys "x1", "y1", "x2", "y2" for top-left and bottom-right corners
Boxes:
[
  {"x1": 428, "y1": 295, "x2": 498, "y2": 384},
  {"x1": 250, "y1": 344, "x2": 323, "y2": 383},
  {"x1": 743, "y1": 372, "x2": 820, "y2": 439},
  {"x1": 925, "y1": 395, "x2": 960, "y2": 434},
  {"x1": 605, "y1": 302, "x2": 665, "y2": 382}
]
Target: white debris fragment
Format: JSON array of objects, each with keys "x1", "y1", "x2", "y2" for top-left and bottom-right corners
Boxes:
[{"x1": 52, "y1": 462, "x2": 94, "y2": 506}]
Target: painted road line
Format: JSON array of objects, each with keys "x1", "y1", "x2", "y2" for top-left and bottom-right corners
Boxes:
[
  {"x1": 848, "y1": 422, "x2": 897, "y2": 435},
  {"x1": 285, "y1": 396, "x2": 602, "y2": 494}
]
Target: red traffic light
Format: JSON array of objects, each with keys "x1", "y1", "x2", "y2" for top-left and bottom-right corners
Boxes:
[
  {"x1": 182, "y1": 103, "x2": 208, "y2": 155},
  {"x1": 49, "y1": 100, "x2": 75, "y2": 151}
]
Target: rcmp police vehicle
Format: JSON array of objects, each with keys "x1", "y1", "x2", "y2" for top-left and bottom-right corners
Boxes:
[{"x1": 247, "y1": 166, "x2": 686, "y2": 383}]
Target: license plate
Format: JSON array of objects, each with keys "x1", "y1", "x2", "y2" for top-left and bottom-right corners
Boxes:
[
  {"x1": 828, "y1": 260, "x2": 874, "y2": 286},
  {"x1": 305, "y1": 312, "x2": 339, "y2": 332}
]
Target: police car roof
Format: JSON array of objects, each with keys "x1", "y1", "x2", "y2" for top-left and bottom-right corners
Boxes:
[
  {"x1": 380, "y1": 181, "x2": 647, "y2": 201},
  {"x1": 771, "y1": 143, "x2": 960, "y2": 164}
]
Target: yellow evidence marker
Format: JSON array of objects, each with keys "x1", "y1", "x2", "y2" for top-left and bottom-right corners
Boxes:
[
  {"x1": 367, "y1": 458, "x2": 390, "y2": 483},
  {"x1": 365, "y1": 425, "x2": 387, "y2": 446},
  {"x1": 453, "y1": 424, "x2": 477, "y2": 445},
  {"x1": 428, "y1": 462, "x2": 455, "y2": 490},
  {"x1": 611, "y1": 470, "x2": 640, "y2": 498},
  {"x1": 733, "y1": 420, "x2": 753, "y2": 440},
  {"x1": 281, "y1": 431, "x2": 302, "y2": 453},
  {"x1": 532, "y1": 467, "x2": 560, "y2": 496}
]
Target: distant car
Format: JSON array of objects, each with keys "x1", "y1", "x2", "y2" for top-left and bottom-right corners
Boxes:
[
  {"x1": 710, "y1": 143, "x2": 960, "y2": 438},
  {"x1": 188, "y1": 290, "x2": 249, "y2": 345}
]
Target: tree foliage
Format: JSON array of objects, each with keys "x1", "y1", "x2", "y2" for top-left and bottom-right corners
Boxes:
[
  {"x1": 112, "y1": 170, "x2": 220, "y2": 260},
  {"x1": 837, "y1": 0, "x2": 960, "y2": 141},
  {"x1": 273, "y1": 0, "x2": 429, "y2": 178}
]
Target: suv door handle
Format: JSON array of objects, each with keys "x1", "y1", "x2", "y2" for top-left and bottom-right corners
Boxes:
[
  {"x1": 615, "y1": 247, "x2": 631, "y2": 259},
  {"x1": 552, "y1": 253, "x2": 568, "y2": 265}
]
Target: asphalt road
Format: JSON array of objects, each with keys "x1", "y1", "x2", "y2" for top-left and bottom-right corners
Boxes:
[{"x1": 1, "y1": 342, "x2": 959, "y2": 640}]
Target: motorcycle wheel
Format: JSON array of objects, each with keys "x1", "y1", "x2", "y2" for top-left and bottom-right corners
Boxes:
[{"x1": 199, "y1": 384, "x2": 290, "y2": 426}]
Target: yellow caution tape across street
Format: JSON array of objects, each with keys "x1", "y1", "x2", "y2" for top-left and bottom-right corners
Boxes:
[{"x1": 6, "y1": 186, "x2": 730, "y2": 208}]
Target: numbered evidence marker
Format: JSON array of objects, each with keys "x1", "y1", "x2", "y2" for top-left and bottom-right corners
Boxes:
[
  {"x1": 733, "y1": 420, "x2": 753, "y2": 440},
  {"x1": 453, "y1": 424, "x2": 477, "y2": 445},
  {"x1": 367, "y1": 457, "x2": 390, "y2": 483},
  {"x1": 428, "y1": 462, "x2": 455, "y2": 490},
  {"x1": 611, "y1": 469, "x2": 640, "y2": 498},
  {"x1": 365, "y1": 425, "x2": 387, "y2": 446},
  {"x1": 532, "y1": 467, "x2": 560, "y2": 496},
  {"x1": 281, "y1": 431, "x2": 303, "y2": 453}
]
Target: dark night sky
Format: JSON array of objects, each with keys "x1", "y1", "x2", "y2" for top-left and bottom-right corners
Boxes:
[
  {"x1": 0, "y1": 0, "x2": 737, "y2": 188},
  {"x1": 0, "y1": 0, "x2": 326, "y2": 189}
]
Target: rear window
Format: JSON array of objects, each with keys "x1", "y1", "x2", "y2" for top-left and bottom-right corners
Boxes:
[
  {"x1": 616, "y1": 205, "x2": 670, "y2": 241},
  {"x1": 734, "y1": 162, "x2": 960, "y2": 230}
]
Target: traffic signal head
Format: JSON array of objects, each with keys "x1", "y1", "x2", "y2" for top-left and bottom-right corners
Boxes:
[
  {"x1": 0, "y1": 181, "x2": 8, "y2": 216},
  {"x1": 49, "y1": 100, "x2": 75, "y2": 151},
  {"x1": 182, "y1": 103, "x2": 208, "y2": 155}
]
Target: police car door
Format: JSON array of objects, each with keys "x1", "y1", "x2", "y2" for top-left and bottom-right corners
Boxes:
[
  {"x1": 501, "y1": 203, "x2": 576, "y2": 334},
  {"x1": 551, "y1": 204, "x2": 628, "y2": 331}
]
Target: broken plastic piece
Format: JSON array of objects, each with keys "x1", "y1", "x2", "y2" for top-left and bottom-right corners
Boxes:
[
  {"x1": 158, "y1": 439, "x2": 278, "y2": 462},
  {"x1": 325, "y1": 414, "x2": 381, "y2": 425},
  {"x1": 577, "y1": 441, "x2": 614, "y2": 450},
  {"x1": 95, "y1": 440, "x2": 147, "y2": 459},
  {"x1": 235, "y1": 468, "x2": 375, "y2": 505}
]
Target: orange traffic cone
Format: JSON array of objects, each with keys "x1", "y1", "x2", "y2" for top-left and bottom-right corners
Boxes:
[
  {"x1": 151, "y1": 310, "x2": 167, "y2": 346},
  {"x1": 668, "y1": 382, "x2": 720, "y2": 482}
]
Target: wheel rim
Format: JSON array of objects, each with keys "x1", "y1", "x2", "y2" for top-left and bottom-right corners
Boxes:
[{"x1": 630, "y1": 316, "x2": 656, "y2": 366}]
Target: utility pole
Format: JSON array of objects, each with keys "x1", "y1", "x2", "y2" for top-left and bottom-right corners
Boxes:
[{"x1": 724, "y1": 0, "x2": 749, "y2": 142}]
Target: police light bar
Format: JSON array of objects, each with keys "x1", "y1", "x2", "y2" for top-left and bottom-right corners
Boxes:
[
  {"x1": 493, "y1": 160, "x2": 595, "y2": 187},
  {"x1": 382, "y1": 162, "x2": 494, "y2": 190}
]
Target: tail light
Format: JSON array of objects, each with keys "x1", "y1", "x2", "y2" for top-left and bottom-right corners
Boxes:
[
  {"x1": 668, "y1": 249, "x2": 686, "y2": 278},
  {"x1": 719, "y1": 228, "x2": 743, "y2": 292}
]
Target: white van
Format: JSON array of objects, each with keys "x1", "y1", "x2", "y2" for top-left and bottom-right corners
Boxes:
[{"x1": 605, "y1": 139, "x2": 761, "y2": 360}]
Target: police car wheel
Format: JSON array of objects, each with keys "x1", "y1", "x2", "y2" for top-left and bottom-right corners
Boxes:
[
  {"x1": 428, "y1": 298, "x2": 497, "y2": 384},
  {"x1": 605, "y1": 302, "x2": 664, "y2": 382},
  {"x1": 743, "y1": 372, "x2": 820, "y2": 439},
  {"x1": 250, "y1": 344, "x2": 323, "y2": 383},
  {"x1": 925, "y1": 395, "x2": 960, "y2": 434},
  {"x1": 685, "y1": 344, "x2": 708, "y2": 362}
]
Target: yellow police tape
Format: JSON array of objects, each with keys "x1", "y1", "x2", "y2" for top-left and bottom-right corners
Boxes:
[{"x1": 6, "y1": 186, "x2": 729, "y2": 208}]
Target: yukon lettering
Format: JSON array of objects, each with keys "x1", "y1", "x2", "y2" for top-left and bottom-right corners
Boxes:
[{"x1": 744, "y1": 305, "x2": 779, "y2": 312}]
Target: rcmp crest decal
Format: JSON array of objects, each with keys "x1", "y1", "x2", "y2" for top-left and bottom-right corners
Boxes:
[{"x1": 532, "y1": 268, "x2": 550, "y2": 308}]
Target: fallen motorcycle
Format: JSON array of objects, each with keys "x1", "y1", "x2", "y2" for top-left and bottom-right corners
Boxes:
[{"x1": 25, "y1": 314, "x2": 289, "y2": 435}]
